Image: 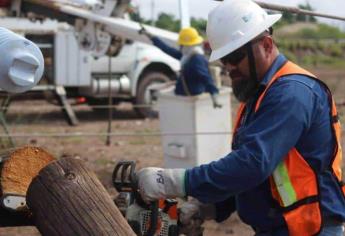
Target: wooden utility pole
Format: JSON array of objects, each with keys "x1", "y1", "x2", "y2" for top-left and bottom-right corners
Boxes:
[{"x1": 26, "y1": 157, "x2": 135, "y2": 236}]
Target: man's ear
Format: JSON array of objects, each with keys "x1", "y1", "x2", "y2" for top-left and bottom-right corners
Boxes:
[{"x1": 263, "y1": 36, "x2": 273, "y2": 54}]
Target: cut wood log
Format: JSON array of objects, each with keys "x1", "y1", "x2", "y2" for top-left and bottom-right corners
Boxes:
[
  {"x1": 27, "y1": 157, "x2": 135, "y2": 236},
  {"x1": 1, "y1": 146, "x2": 55, "y2": 197},
  {"x1": 0, "y1": 146, "x2": 55, "y2": 226}
]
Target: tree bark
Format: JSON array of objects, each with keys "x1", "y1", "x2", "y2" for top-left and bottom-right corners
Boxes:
[{"x1": 27, "y1": 157, "x2": 135, "y2": 236}]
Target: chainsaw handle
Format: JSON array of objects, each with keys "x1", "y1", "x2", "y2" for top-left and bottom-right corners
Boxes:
[
  {"x1": 144, "y1": 200, "x2": 159, "y2": 236},
  {"x1": 112, "y1": 161, "x2": 137, "y2": 192},
  {"x1": 112, "y1": 161, "x2": 152, "y2": 209},
  {"x1": 113, "y1": 161, "x2": 160, "y2": 236}
]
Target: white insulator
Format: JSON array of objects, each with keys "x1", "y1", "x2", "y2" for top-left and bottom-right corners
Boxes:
[{"x1": 0, "y1": 27, "x2": 44, "y2": 93}]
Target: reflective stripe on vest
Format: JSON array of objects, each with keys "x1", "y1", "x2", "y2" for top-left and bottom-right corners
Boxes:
[{"x1": 272, "y1": 162, "x2": 297, "y2": 207}]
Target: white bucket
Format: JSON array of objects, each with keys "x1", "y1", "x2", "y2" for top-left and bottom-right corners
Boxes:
[
  {"x1": 0, "y1": 27, "x2": 44, "y2": 93},
  {"x1": 158, "y1": 87, "x2": 232, "y2": 168}
]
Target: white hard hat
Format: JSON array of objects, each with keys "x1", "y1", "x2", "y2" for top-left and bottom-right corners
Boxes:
[
  {"x1": 0, "y1": 27, "x2": 44, "y2": 93},
  {"x1": 207, "y1": 0, "x2": 282, "y2": 62}
]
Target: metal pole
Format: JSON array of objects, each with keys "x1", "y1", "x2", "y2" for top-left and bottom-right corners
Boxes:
[
  {"x1": 106, "y1": 55, "x2": 112, "y2": 146},
  {"x1": 213, "y1": 0, "x2": 345, "y2": 22},
  {"x1": 151, "y1": 0, "x2": 155, "y2": 26},
  {"x1": 255, "y1": 1, "x2": 345, "y2": 22},
  {"x1": 179, "y1": 0, "x2": 191, "y2": 28}
]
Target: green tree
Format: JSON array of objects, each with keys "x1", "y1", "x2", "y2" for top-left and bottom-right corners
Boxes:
[
  {"x1": 191, "y1": 17, "x2": 207, "y2": 35},
  {"x1": 155, "y1": 13, "x2": 180, "y2": 32},
  {"x1": 296, "y1": 3, "x2": 317, "y2": 22},
  {"x1": 282, "y1": 11, "x2": 296, "y2": 23},
  {"x1": 147, "y1": 13, "x2": 208, "y2": 35}
]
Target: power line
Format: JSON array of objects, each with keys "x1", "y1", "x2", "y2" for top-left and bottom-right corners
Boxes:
[
  {"x1": 212, "y1": 0, "x2": 345, "y2": 22},
  {"x1": 1, "y1": 100, "x2": 344, "y2": 111},
  {"x1": 0, "y1": 131, "x2": 233, "y2": 138},
  {"x1": 255, "y1": 1, "x2": 345, "y2": 22},
  {"x1": 0, "y1": 103, "x2": 159, "y2": 111}
]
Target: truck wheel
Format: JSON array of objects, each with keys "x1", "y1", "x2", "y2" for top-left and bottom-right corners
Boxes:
[{"x1": 135, "y1": 72, "x2": 170, "y2": 118}]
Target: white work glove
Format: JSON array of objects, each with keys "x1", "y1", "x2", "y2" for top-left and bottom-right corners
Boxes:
[
  {"x1": 211, "y1": 94, "x2": 222, "y2": 109},
  {"x1": 179, "y1": 198, "x2": 216, "y2": 236},
  {"x1": 137, "y1": 167, "x2": 186, "y2": 203}
]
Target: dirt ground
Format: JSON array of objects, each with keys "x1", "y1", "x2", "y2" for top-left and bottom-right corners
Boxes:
[{"x1": 0, "y1": 68, "x2": 344, "y2": 236}]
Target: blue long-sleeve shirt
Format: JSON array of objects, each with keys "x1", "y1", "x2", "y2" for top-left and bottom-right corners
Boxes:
[
  {"x1": 185, "y1": 54, "x2": 345, "y2": 232},
  {"x1": 151, "y1": 37, "x2": 219, "y2": 96}
]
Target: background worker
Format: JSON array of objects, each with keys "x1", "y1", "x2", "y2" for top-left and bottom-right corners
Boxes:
[
  {"x1": 140, "y1": 26, "x2": 221, "y2": 108},
  {"x1": 136, "y1": 0, "x2": 345, "y2": 235}
]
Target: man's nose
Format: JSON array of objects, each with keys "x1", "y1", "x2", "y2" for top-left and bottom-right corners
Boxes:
[{"x1": 225, "y1": 63, "x2": 237, "y2": 72}]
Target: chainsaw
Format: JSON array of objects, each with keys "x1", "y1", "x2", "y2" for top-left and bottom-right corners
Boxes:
[{"x1": 113, "y1": 161, "x2": 179, "y2": 236}]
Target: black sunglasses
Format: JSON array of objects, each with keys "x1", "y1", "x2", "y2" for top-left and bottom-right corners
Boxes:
[
  {"x1": 220, "y1": 35, "x2": 268, "y2": 66},
  {"x1": 220, "y1": 47, "x2": 247, "y2": 66}
]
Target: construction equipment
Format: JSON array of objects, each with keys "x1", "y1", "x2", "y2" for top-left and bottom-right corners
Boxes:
[
  {"x1": 0, "y1": 0, "x2": 180, "y2": 119},
  {"x1": 113, "y1": 161, "x2": 179, "y2": 236}
]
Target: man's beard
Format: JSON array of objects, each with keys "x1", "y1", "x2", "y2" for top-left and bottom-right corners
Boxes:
[{"x1": 230, "y1": 70, "x2": 260, "y2": 103}]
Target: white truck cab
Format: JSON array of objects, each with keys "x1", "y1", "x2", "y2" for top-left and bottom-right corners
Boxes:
[{"x1": 88, "y1": 40, "x2": 180, "y2": 117}]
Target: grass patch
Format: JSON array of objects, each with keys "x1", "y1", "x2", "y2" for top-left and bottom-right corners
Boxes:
[
  {"x1": 276, "y1": 38, "x2": 345, "y2": 69},
  {"x1": 129, "y1": 138, "x2": 147, "y2": 145},
  {"x1": 64, "y1": 136, "x2": 84, "y2": 144},
  {"x1": 94, "y1": 158, "x2": 112, "y2": 166}
]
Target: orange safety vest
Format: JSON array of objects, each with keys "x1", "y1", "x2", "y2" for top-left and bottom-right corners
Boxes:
[{"x1": 233, "y1": 61, "x2": 344, "y2": 236}]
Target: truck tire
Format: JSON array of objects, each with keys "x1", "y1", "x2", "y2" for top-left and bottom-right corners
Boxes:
[{"x1": 135, "y1": 72, "x2": 170, "y2": 118}]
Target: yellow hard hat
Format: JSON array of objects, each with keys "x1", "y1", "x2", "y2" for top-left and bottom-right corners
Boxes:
[{"x1": 178, "y1": 27, "x2": 203, "y2": 46}]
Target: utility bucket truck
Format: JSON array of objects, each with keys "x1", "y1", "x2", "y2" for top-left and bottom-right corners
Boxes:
[{"x1": 0, "y1": 0, "x2": 180, "y2": 118}]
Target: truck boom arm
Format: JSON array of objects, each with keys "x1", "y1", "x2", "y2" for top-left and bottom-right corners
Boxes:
[{"x1": 21, "y1": 0, "x2": 178, "y2": 49}]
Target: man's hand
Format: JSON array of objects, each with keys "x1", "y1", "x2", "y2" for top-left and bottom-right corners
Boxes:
[
  {"x1": 179, "y1": 198, "x2": 216, "y2": 236},
  {"x1": 211, "y1": 94, "x2": 222, "y2": 109},
  {"x1": 137, "y1": 167, "x2": 186, "y2": 203}
]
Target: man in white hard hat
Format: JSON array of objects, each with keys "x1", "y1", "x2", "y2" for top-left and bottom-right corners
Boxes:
[{"x1": 136, "y1": 0, "x2": 345, "y2": 235}]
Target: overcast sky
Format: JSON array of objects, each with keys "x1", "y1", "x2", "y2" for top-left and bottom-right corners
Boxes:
[{"x1": 132, "y1": 0, "x2": 345, "y2": 30}]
